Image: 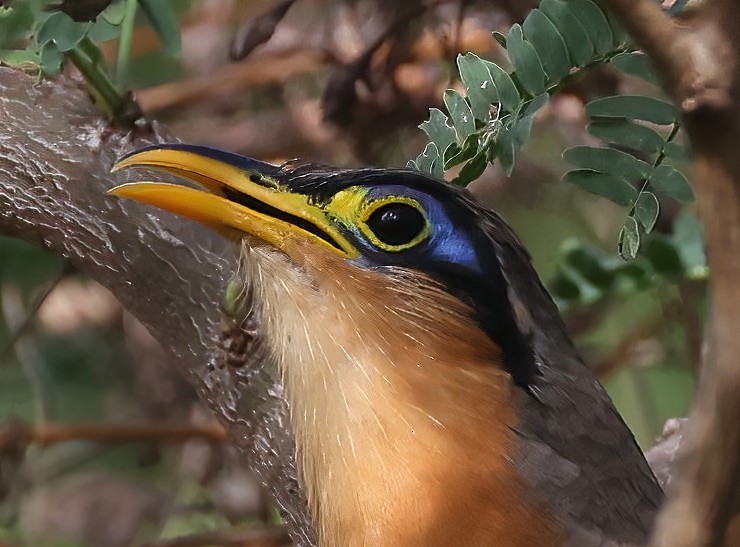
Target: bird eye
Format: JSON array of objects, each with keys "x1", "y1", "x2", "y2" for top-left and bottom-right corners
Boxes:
[{"x1": 364, "y1": 201, "x2": 429, "y2": 248}]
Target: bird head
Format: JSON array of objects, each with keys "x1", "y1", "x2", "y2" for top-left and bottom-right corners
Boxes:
[{"x1": 110, "y1": 143, "x2": 536, "y2": 389}]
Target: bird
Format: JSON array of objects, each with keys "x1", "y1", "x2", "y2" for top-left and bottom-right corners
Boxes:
[{"x1": 109, "y1": 143, "x2": 663, "y2": 547}]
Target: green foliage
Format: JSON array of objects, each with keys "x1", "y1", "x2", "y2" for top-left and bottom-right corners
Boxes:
[
  {"x1": 410, "y1": 0, "x2": 630, "y2": 182},
  {"x1": 549, "y1": 210, "x2": 707, "y2": 308},
  {"x1": 0, "y1": 0, "x2": 181, "y2": 121},
  {"x1": 1, "y1": 1, "x2": 118, "y2": 75},
  {"x1": 570, "y1": 87, "x2": 690, "y2": 260},
  {"x1": 410, "y1": 0, "x2": 696, "y2": 262}
]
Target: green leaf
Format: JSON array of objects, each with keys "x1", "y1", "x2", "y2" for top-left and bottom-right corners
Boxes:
[
  {"x1": 445, "y1": 133, "x2": 480, "y2": 169},
  {"x1": 223, "y1": 280, "x2": 245, "y2": 317},
  {"x1": 102, "y1": 0, "x2": 127, "y2": 25},
  {"x1": 649, "y1": 165, "x2": 694, "y2": 203},
  {"x1": 562, "y1": 239, "x2": 614, "y2": 288},
  {"x1": 550, "y1": 268, "x2": 583, "y2": 302},
  {"x1": 88, "y1": 17, "x2": 120, "y2": 42},
  {"x1": 522, "y1": 9, "x2": 571, "y2": 81},
  {"x1": 444, "y1": 89, "x2": 476, "y2": 140},
  {"x1": 566, "y1": 0, "x2": 613, "y2": 54},
  {"x1": 39, "y1": 41, "x2": 63, "y2": 75},
  {"x1": 586, "y1": 95, "x2": 677, "y2": 125},
  {"x1": 605, "y1": 9, "x2": 631, "y2": 47},
  {"x1": 506, "y1": 24, "x2": 546, "y2": 95},
  {"x1": 492, "y1": 31, "x2": 507, "y2": 48},
  {"x1": 495, "y1": 94, "x2": 547, "y2": 169},
  {"x1": 634, "y1": 191, "x2": 660, "y2": 233},
  {"x1": 78, "y1": 35, "x2": 105, "y2": 65},
  {"x1": 520, "y1": 93, "x2": 549, "y2": 119},
  {"x1": 0, "y1": 1, "x2": 34, "y2": 49},
  {"x1": 0, "y1": 48, "x2": 40, "y2": 70},
  {"x1": 664, "y1": 141, "x2": 691, "y2": 161},
  {"x1": 611, "y1": 259, "x2": 652, "y2": 286},
  {"x1": 415, "y1": 142, "x2": 444, "y2": 179},
  {"x1": 509, "y1": 114, "x2": 535, "y2": 148},
  {"x1": 138, "y1": 0, "x2": 181, "y2": 57},
  {"x1": 36, "y1": 12, "x2": 91, "y2": 52},
  {"x1": 644, "y1": 236, "x2": 683, "y2": 276},
  {"x1": 556, "y1": 262, "x2": 603, "y2": 303},
  {"x1": 563, "y1": 145, "x2": 650, "y2": 183},
  {"x1": 419, "y1": 108, "x2": 457, "y2": 156},
  {"x1": 482, "y1": 60, "x2": 520, "y2": 111},
  {"x1": 501, "y1": 120, "x2": 532, "y2": 170},
  {"x1": 539, "y1": 0, "x2": 594, "y2": 67},
  {"x1": 587, "y1": 119, "x2": 665, "y2": 154},
  {"x1": 443, "y1": 142, "x2": 462, "y2": 164},
  {"x1": 496, "y1": 132, "x2": 516, "y2": 176},
  {"x1": 563, "y1": 169, "x2": 638, "y2": 206},
  {"x1": 611, "y1": 52, "x2": 659, "y2": 86},
  {"x1": 457, "y1": 53, "x2": 499, "y2": 120},
  {"x1": 455, "y1": 152, "x2": 488, "y2": 186},
  {"x1": 618, "y1": 216, "x2": 641, "y2": 260}
]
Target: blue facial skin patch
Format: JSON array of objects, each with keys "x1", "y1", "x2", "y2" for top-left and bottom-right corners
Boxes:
[{"x1": 346, "y1": 185, "x2": 483, "y2": 275}]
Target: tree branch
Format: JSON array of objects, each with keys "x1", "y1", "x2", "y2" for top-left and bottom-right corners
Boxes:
[
  {"x1": 605, "y1": 0, "x2": 732, "y2": 113},
  {"x1": 0, "y1": 68, "x2": 315, "y2": 545},
  {"x1": 136, "y1": 525, "x2": 291, "y2": 547},
  {"x1": 0, "y1": 420, "x2": 228, "y2": 453},
  {"x1": 603, "y1": 2, "x2": 740, "y2": 546}
]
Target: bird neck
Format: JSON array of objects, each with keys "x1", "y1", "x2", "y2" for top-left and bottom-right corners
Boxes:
[
  {"x1": 244, "y1": 245, "x2": 564, "y2": 546},
  {"x1": 289, "y1": 352, "x2": 564, "y2": 547}
]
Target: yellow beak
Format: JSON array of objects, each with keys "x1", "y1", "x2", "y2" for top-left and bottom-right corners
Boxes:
[{"x1": 109, "y1": 144, "x2": 358, "y2": 258}]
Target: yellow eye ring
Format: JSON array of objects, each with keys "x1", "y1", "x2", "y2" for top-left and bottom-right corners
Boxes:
[{"x1": 358, "y1": 196, "x2": 432, "y2": 252}]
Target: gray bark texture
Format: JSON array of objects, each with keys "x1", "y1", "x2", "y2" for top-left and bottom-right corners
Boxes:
[{"x1": 0, "y1": 68, "x2": 316, "y2": 545}]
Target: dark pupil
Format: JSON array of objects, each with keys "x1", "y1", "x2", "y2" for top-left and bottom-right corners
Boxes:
[{"x1": 366, "y1": 203, "x2": 426, "y2": 246}]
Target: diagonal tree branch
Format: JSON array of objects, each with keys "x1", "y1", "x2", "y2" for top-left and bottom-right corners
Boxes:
[
  {"x1": 0, "y1": 68, "x2": 316, "y2": 545},
  {"x1": 602, "y1": 2, "x2": 740, "y2": 546}
]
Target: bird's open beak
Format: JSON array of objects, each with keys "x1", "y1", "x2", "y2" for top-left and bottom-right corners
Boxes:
[{"x1": 109, "y1": 144, "x2": 358, "y2": 258}]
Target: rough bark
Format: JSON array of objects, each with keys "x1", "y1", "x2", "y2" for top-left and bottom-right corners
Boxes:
[
  {"x1": 0, "y1": 68, "x2": 315, "y2": 545},
  {"x1": 603, "y1": 2, "x2": 740, "y2": 546}
]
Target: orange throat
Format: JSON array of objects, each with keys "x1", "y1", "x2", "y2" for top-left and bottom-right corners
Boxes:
[{"x1": 241, "y1": 242, "x2": 564, "y2": 547}]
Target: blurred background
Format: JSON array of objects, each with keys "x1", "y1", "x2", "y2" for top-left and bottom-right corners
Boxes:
[{"x1": 0, "y1": 0, "x2": 704, "y2": 545}]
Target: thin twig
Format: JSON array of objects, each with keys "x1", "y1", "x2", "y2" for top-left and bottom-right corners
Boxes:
[
  {"x1": 67, "y1": 38, "x2": 142, "y2": 125},
  {"x1": 0, "y1": 420, "x2": 227, "y2": 453},
  {"x1": 34, "y1": 421, "x2": 228, "y2": 446},
  {"x1": 0, "y1": 283, "x2": 56, "y2": 419},
  {"x1": 138, "y1": 48, "x2": 330, "y2": 113},
  {"x1": 0, "y1": 261, "x2": 73, "y2": 365}
]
